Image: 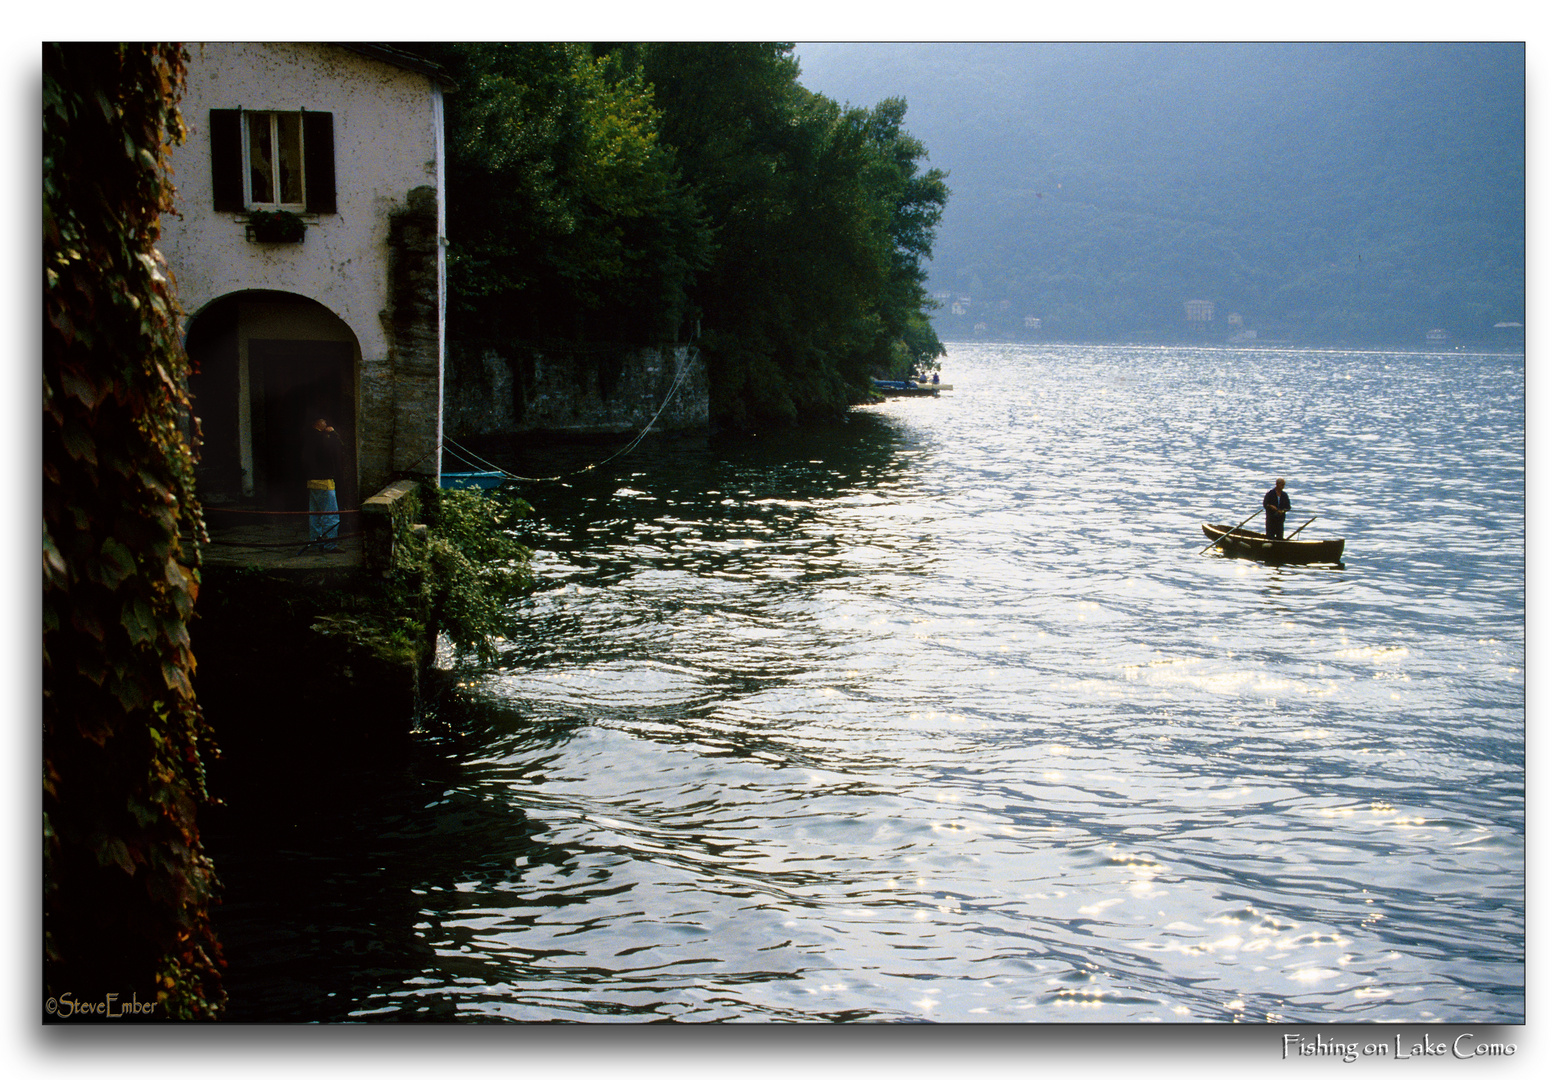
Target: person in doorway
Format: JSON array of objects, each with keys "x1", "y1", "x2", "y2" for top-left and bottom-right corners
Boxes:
[
  {"x1": 1263, "y1": 477, "x2": 1290, "y2": 539},
  {"x1": 304, "y1": 417, "x2": 342, "y2": 552}
]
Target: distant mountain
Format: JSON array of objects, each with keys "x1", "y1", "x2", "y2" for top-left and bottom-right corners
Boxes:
[{"x1": 793, "y1": 42, "x2": 1524, "y2": 349}]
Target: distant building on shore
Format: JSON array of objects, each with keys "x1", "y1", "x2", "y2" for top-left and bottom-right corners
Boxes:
[
  {"x1": 1184, "y1": 299, "x2": 1215, "y2": 335},
  {"x1": 1227, "y1": 312, "x2": 1255, "y2": 342}
]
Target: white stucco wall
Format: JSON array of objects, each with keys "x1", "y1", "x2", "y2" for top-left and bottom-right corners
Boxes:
[{"x1": 160, "y1": 42, "x2": 444, "y2": 362}]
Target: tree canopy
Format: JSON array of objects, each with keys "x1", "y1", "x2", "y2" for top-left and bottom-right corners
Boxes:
[
  {"x1": 426, "y1": 42, "x2": 710, "y2": 347},
  {"x1": 416, "y1": 42, "x2": 949, "y2": 428}
]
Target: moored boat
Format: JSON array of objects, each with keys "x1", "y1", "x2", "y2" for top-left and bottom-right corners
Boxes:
[
  {"x1": 441, "y1": 470, "x2": 507, "y2": 490},
  {"x1": 872, "y1": 379, "x2": 948, "y2": 397},
  {"x1": 1201, "y1": 523, "x2": 1345, "y2": 565}
]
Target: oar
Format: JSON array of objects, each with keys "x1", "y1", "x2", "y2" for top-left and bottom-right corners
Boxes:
[
  {"x1": 1284, "y1": 516, "x2": 1317, "y2": 540},
  {"x1": 1200, "y1": 509, "x2": 1262, "y2": 554}
]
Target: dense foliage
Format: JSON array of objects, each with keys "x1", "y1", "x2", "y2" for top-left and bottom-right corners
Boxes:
[
  {"x1": 795, "y1": 42, "x2": 1524, "y2": 348},
  {"x1": 43, "y1": 42, "x2": 224, "y2": 1018},
  {"x1": 635, "y1": 43, "x2": 948, "y2": 427},
  {"x1": 415, "y1": 42, "x2": 949, "y2": 429},
  {"x1": 418, "y1": 488, "x2": 534, "y2": 663},
  {"x1": 421, "y1": 43, "x2": 709, "y2": 348}
]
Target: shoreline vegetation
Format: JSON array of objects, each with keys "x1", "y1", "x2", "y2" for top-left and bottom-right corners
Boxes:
[{"x1": 413, "y1": 43, "x2": 950, "y2": 432}]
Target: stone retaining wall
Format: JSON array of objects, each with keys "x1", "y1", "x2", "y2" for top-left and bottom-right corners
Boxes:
[{"x1": 444, "y1": 343, "x2": 706, "y2": 438}]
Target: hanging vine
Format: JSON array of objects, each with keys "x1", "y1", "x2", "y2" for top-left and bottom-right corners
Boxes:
[{"x1": 43, "y1": 42, "x2": 224, "y2": 1018}]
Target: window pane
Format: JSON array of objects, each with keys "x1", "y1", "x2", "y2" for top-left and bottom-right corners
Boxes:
[
  {"x1": 276, "y1": 112, "x2": 303, "y2": 205},
  {"x1": 247, "y1": 113, "x2": 273, "y2": 204}
]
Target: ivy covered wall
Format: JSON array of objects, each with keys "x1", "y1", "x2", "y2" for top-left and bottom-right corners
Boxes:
[{"x1": 44, "y1": 42, "x2": 225, "y2": 1019}]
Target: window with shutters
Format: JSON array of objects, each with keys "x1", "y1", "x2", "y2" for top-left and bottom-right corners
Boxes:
[
  {"x1": 245, "y1": 111, "x2": 305, "y2": 208},
  {"x1": 210, "y1": 108, "x2": 336, "y2": 216}
]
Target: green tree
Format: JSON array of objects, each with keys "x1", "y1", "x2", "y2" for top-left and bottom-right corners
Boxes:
[
  {"x1": 422, "y1": 43, "x2": 711, "y2": 346},
  {"x1": 43, "y1": 42, "x2": 224, "y2": 1018},
  {"x1": 635, "y1": 43, "x2": 948, "y2": 428},
  {"x1": 422, "y1": 42, "x2": 948, "y2": 427},
  {"x1": 849, "y1": 97, "x2": 950, "y2": 380}
]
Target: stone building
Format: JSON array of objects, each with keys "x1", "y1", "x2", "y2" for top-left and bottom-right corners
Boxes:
[
  {"x1": 159, "y1": 43, "x2": 453, "y2": 512},
  {"x1": 1183, "y1": 299, "x2": 1215, "y2": 334}
]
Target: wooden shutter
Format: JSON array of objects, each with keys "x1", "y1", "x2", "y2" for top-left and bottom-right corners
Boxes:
[
  {"x1": 302, "y1": 111, "x2": 336, "y2": 214},
  {"x1": 209, "y1": 109, "x2": 244, "y2": 212}
]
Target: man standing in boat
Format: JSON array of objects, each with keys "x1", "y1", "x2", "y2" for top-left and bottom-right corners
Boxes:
[{"x1": 1263, "y1": 477, "x2": 1290, "y2": 539}]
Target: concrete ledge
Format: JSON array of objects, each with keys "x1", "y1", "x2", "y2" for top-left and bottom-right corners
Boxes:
[{"x1": 361, "y1": 478, "x2": 422, "y2": 576}]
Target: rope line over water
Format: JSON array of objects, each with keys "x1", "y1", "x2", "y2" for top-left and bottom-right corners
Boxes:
[{"x1": 200, "y1": 351, "x2": 697, "y2": 521}]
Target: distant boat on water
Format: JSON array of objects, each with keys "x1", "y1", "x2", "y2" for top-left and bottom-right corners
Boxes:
[{"x1": 873, "y1": 379, "x2": 949, "y2": 397}]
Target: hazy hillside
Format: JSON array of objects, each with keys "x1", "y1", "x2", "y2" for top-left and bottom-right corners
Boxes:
[{"x1": 793, "y1": 42, "x2": 1524, "y2": 348}]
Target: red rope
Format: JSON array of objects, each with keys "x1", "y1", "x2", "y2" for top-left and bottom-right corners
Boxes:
[
  {"x1": 202, "y1": 505, "x2": 360, "y2": 516},
  {"x1": 205, "y1": 532, "x2": 362, "y2": 549}
]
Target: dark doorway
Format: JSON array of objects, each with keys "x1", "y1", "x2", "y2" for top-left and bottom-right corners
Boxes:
[{"x1": 250, "y1": 340, "x2": 356, "y2": 510}]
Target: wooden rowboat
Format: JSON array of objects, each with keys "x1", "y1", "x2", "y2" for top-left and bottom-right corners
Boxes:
[{"x1": 1202, "y1": 523, "x2": 1345, "y2": 565}]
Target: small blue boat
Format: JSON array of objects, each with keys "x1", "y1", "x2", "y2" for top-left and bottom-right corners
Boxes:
[
  {"x1": 441, "y1": 470, "x2": 507, "y2": 490},
  {"x1": 872, "y1": 379, "x2": 944, "y2": 397}
]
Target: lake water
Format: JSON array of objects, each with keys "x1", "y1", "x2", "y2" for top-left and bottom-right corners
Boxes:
[{"x1": 207, "y1": 342, "x2": 1525, "y2": 1024}]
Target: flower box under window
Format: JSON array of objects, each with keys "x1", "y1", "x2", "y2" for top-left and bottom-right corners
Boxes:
[{"x1": 246, "y1": 209, "x2": 307, "y2": 244}]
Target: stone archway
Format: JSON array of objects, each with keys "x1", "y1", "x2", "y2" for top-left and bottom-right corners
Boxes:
[{"x1": 186, "y1": 290, "x2": 361, "y2": 511}]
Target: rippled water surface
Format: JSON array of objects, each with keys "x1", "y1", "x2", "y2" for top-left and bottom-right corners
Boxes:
[{"x1": 210, "y1": 343, "x2": 1524, "y2": 1023}]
